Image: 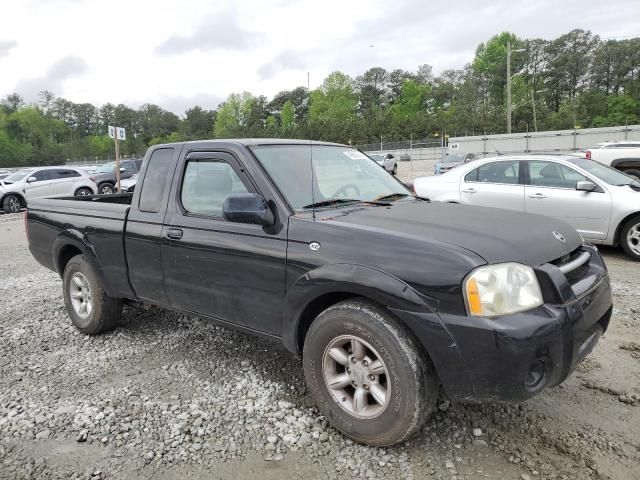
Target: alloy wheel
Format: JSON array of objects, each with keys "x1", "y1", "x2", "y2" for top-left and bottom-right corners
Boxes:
[
  {"x1": 69, "y1": 272, "x2": 93, "y2": 319},
  {"x1": 626, "y1": 222, "x2": 640, "y2": 256},
  {"x1": 322, "y1": 335, "x2": 389, "y2": 419}
]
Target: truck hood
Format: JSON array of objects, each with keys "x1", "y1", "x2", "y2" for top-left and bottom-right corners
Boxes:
[{"x1": 324, "y1": 200, "x2": 582, "y2": 266}]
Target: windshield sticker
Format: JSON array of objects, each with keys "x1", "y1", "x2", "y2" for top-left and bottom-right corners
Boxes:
[{"x1": 343, "y1": 150, "x2": 368, "y2": 160}]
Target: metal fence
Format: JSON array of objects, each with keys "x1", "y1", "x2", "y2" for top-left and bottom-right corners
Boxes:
[{"x1": 448, "y1": 124, "x2": 640, "y2": 157}]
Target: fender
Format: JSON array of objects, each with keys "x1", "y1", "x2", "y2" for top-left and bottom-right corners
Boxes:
[
  {"x1": 281, "y1": 263, "x2": 475, "y2": 399},
  {"x1": 282, "y1": 262, "x2": 439, "y2": 350},
  {"x1": 51, "y1": 229, "x2": 128, "y2": 299}
]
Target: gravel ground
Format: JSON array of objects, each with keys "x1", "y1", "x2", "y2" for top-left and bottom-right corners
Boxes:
[{"x1": 1, "y1": 181, "x2": 639, "y2": 479}]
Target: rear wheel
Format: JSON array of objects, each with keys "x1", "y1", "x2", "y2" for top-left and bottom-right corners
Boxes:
[
  {"x1": 620, "y1": 216, "x2": 640, "y2": 261},
  {"x1": 303, "y1": 299, "x2": 438, "y2": 446},
  {"x1": 99, "y1": 183, "x2": 114, "y2": 194},
  {"x1": 392, "y1": 164, "x2": 398, "y2": 175},
  {"x1": 74, "y1": 187, "x2": 93, "y2": 197},
  {"x1": 63, "y1": 255, "x2": 122, "y2": 334},
  {"x1": 2, "y1": 194, "x2": 22, "y2": 213}
]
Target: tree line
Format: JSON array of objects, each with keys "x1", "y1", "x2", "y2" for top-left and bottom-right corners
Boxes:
[{"x1": 1, "y1": 29, "x2": 638, "y2": 168}]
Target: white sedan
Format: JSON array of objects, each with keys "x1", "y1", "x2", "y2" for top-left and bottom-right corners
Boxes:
[{"x1": 413, "y1": 155, "x2": 640, "y2": 260}]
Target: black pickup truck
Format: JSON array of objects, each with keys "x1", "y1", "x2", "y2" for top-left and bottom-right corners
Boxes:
[{"x1": 27, "y1": 139, "x2": 612, "y2": 446}]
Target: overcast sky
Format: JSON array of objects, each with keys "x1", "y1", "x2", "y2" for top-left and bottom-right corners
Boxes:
[{"x1": 1, "y1": 0, "x2": 638, "y2": 115}]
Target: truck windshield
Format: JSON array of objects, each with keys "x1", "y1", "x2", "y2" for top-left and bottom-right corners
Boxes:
[
  {"x1": 251, "y1": 145, "x2": 409, "y2": 210},
  {"x1": 567, "y1": 158, "x2": 639, "y2": 186}
]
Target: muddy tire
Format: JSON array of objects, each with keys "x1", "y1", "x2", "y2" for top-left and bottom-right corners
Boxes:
[
  {"x1": 303, "y1": 299, "x2": 438, "y2": 446},
  {"x1": 62, "y1": 254, "x2": 122, "y2": 334},
  {"x1": 620, "y1": 215, "x2": 640, "y2": 261}
]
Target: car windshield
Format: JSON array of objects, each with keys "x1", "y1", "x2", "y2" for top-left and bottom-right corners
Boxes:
[
  {"x1": 443, "y1": 154, "x2": 464, "y2": 163},
  {"x1": 566, "y1": 158, "x2": 639, "y2": 186},
  {"x1": 96, "y1": 162, "x2": 115, "y2": 173},
  {"x1": 251, "y1": 145, "x2": 409, "y2": 210},
  {"x1": 2, "y1": 170, "x2": 33, "y2": 183}
]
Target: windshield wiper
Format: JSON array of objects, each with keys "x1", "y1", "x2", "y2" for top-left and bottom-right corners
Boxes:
[
  {"x1": 302, "y1": 198, "x2": 391, "y2": 209},
  {"x1": 375, "y1": 192, "x2": 429, "y2": 202}
]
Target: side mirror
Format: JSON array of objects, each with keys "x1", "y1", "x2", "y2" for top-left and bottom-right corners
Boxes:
[
  {"x1": 223, "y1": 193, "x2": 274, "y2": 226},
  {"x1": 119, "y1": 167, "x2": 126, "y2": 172},
  {"x1": 576, "y1": 180, "x2": 597, "y2": 192},
  {"x1": 27, "y1": 176, "x2": 37, "y2": 183}
]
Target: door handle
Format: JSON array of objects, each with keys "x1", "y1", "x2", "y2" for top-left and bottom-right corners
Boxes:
[
  {"x1": 461, "y1": 188, "x2": 477, "y2": 193},
  {"x1": 528, "y1": 193, "x2": 547, "y2": 199},
  {"x1": 166, "y1": 228, "x2": 183, "y2": 240}
]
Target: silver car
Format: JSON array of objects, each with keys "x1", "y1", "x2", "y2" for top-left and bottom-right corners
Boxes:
[
  {"x1": 414, "y1": 155, "x2": 640, "y2": 260},
  {"x1": 368, "y1": 153, "x2": 398, "y2": 175}
]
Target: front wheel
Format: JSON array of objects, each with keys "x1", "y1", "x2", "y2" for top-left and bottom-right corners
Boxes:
[
  {"x1": 303, "y1": 299, "x2": 438, "y2": 446},
  {"x1": 63, "y1": 255, "x2": 122, "y2": 334},
  {"x1": 75, "y1": 187, "x2": 93, "y2": 197},
  {"x1": 99, "y1": 183, "x2": 114, "y2": 195},
  {"x1": 2, "y1": 194, "x2": 22, "y2": 213},
  {"x1": 621, "y1": 216, "x2": 640, "y2": 261}
]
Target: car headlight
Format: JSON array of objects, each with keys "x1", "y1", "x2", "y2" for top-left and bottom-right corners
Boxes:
[{"x1": 464, "y1": 263, "x2": 543, "y2": 317}]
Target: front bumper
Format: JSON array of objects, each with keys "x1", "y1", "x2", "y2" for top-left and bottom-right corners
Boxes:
[{"x1": 393, "y1": 244, "x2": 612, "y2": 403}]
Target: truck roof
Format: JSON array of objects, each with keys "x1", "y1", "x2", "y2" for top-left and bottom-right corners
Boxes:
[{"x1": 155, "y1": 138, "x2": 348, "y2": 149}]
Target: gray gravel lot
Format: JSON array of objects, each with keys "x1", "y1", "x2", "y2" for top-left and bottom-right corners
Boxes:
[{"x1": 1, "y1": 182, "x2": 639, "y2": 479}]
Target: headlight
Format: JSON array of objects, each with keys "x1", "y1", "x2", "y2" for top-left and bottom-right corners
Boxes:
[{"x1": 464, "y1": 263, "x2": 543, "y2": 317}]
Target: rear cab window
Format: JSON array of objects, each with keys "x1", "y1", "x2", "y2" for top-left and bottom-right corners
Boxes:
[{"x1": 138, "y1": 148, "x2": 174, "y2": 213}]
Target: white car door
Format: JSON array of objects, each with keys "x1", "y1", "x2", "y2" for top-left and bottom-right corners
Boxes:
[
  {"x1": 49, "y1": 168, "x2": 83, "y2": 195},
  {"x1": 24, "y1": 170, "x2": 54, "y2": 199},
  {"x1": 524, "y1": 160, "x2": 611, "y2": 241},
  {"x1": 459, "y1": 159, "x2": 525, "y2": 211}
]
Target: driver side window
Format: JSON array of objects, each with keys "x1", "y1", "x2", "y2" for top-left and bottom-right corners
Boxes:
[
  {"x1": 181, "y1": 158, "x2": 250, "y2": 218},
  {"x1": 31, "y1": 170, "x2": 53, "y2": 182},
  {"x1": 528, "y1": 161, "x2": 587, "y2": 189}
]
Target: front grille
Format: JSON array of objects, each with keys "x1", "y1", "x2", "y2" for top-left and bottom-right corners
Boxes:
[{"x1": 549, "y1": 247, "x2": 597, "y2": 297}]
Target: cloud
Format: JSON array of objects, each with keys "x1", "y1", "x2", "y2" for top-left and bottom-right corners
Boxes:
[
  {"x1": 155, "y1": 12, "x2": 263, "y2": 55},
  {"x1": 15, "y1": 55, "x2": 87, "y2": 101},
  {"x1": 154, "y1": 93, "x2": 225, "y2": 115},
  {"x1": 0, "y1": 40, "x2": 17, "y2": 58},
  {"x1": 258, "y1": 50, "x2": 309, "y2": 80}
]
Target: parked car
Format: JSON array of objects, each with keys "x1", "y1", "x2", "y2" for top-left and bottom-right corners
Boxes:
[
  {"x1": 367, "y1": 153, "x2": 398, "y2": 175},
  {"x1": 414, "y1": 154, "x2": 640, "y2": 260},
  {"x1": 586, "y1": 141, "x2": 640, "y2": 178},
  {"x1": 434, "y1": 153, "x2": 476, "y2": 175},
  {"x1": 399, "y1": 153, "x2": 411, "y2": 162},
  {"x1": 119, "y1": 174, "x2": 138, "y2": 192},
  {"x1": 26, "y1": 140, "x2": 611, "y2": 446},
  {"x1": 89, "y1": 159, "x2": 143, "y2": 194},
  {"x1": 0, "y1": 166, "x2": 96, "y2": 213}
]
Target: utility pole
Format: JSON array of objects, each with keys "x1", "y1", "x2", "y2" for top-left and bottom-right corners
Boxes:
[
  {"x1": 507, "y1": 40, "x2": 512, "y2": 134},
  {"x1": 531, "y1": 90, "x2": 537, "y2": 133}
]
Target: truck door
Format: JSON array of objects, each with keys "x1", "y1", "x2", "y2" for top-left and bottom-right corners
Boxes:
[
  {"x1": 160, "y1": 150, "x2": 287, "y2": 336},
  {"x1": 125, "y1": 147, "x2": 179, "y2": 304}
]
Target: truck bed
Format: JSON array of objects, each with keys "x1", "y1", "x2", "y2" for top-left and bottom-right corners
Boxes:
[{"x1": 27, "y1": 195, "x2": 134, "y2": 299}]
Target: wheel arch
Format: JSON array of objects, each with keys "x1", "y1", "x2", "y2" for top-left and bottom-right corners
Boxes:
[
  {"x1": 614, "y1": 211, "x2": 640, "y2": 246},
  {"x1": 1, "y1": 191, "x2": 26, "y2": 209},
  {"x1": 51, "y1": 232, "x2": 118, "y2": 297},
  {"x1": 282, "y1": 263, "x2": 435, "y2": 354}
]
